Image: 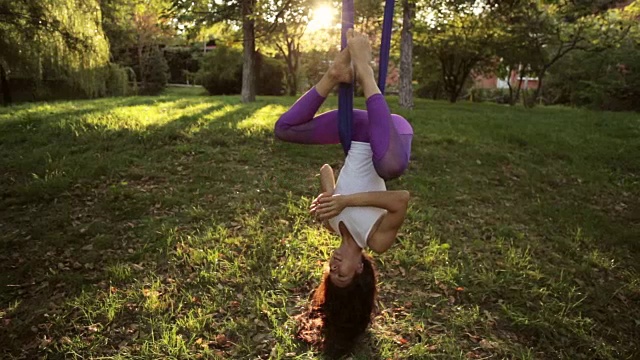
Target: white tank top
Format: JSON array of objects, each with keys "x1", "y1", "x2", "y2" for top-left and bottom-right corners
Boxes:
[{"x1": 328, "y1": 141, "x2": 387, "y2": 248}]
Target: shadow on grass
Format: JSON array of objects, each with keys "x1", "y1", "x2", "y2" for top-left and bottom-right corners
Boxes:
[
  {"x1": 397, "y1": 126, "x2": 640, "y2": 358},
  {"x1": 0, "y1": 93, "x2": 355, "y2": 358},
  {"x1": 0, "y1": 93, "x2": 638, "y2": 359},
  {"x1": 0, "y1": 98, "x2": 280, "y2": 355}
]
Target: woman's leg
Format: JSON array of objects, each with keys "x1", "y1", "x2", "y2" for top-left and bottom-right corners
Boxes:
[
  {"x1": 274, "y1": 50, "x2": 352, "y2": 145},
  {"x1": 347, "y1": 30, "x2": 413, "y2": 180}
]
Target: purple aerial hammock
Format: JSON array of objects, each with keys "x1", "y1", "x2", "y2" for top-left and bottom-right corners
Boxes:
[{"x1": 338, "y1": 0, "x2": 396, "y2": 155}]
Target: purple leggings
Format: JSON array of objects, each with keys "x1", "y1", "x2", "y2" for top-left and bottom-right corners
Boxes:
[{"x1": 274, "y1": 87, "x2": 413, "y2": 180}]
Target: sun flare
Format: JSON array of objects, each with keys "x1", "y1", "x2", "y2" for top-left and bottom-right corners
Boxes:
[{"x1": 307, "y1": 6, "x2": 337, "y2": 32}]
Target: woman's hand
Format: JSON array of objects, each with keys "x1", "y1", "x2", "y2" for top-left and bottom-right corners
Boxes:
[{"x1": 310, "y1": 193, "x2": 348, "y2": 221}]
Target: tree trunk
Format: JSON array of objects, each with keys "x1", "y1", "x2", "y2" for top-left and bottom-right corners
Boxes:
[
  {"x1": 138, "y1": 42, "x2": 145, "y2": 89},
  {"x1": 0, "y1": 63, "x2": 12, "y2": 106},
  {"x1": 440, "y1": 56, "x2": 458, "y2": 103},
  {"x1": 398, "y1": 0, "x2": 414, "y2": 109},
  {"x1": 285, "y1": 42, "x2": 297, "y2": 96},
  {"x1": 453, "y1": 68, "x2": 473, "y2": 103},
  {"x1": 532, "y1": 69, "x2": 546, "y2": 106},
  {"x1": 291, "y1": 45, "x2": 299, "y2": 96},
  {"x1": 288, "y1": 69, "x2": 297, "y2": 96},
  {"x1": 445, "y1": 61, "x2": 475, "y2": 103},
  {"x1": 514, "y1": 66, "x2": 525, "y2": 106},
  {"x1": 241, "y1": 0, "x2": 256, "y2": 103},
  {"x1": 432, "y1": 81, "x2": 440, "y2": 100},
  {"x1": 505, "y1": 66, "x2": 514, "y2": 105},
  {"x1": 448, "y1": 89, "x2": 458, "y2": 103}
]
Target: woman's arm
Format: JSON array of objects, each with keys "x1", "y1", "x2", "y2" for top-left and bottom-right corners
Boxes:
[
  {"x1": 311, "y1": 190, "x2": 409, "y2": 254},
  {"x1": 342, "y1": 191, "x2": 409, "y2": 213},
  {"x1": 320, "y1": 164, "x2": 335, "y2": 195},
  {"x1": 312, "y1": 190, "x2": 409, "y2": 219},
  {"x1": 364, "y1": 191, "x2": 409, "y2": 254},
  {"x1": 316, "y1": 164, "x2": 336, "y2": 232}
]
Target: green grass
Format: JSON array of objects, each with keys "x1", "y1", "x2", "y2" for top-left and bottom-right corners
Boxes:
[{"x1": 1, "y1": 86, "x2": 639, "y2": 359}]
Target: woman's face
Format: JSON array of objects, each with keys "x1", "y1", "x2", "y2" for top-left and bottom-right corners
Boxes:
[{"x1": 329, "y1": 248, "x2": 363, "y2": 288}]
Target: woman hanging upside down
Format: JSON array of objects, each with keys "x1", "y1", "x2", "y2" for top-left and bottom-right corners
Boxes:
[{"x1": 274, "y1": 30, "x2": 413, "y2": 357}]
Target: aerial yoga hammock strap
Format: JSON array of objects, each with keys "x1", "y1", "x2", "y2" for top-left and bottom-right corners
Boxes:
[
  {"x1": 338, "y1": 0, "x2": 355, "y2": 155},
  {"x1": 338, "y1": 0, "x2": 395, "y2": 155}
]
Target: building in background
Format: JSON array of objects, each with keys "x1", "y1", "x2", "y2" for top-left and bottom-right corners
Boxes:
[{"x1": 475, "y1": 67, "x2": 539, "y2": 90}]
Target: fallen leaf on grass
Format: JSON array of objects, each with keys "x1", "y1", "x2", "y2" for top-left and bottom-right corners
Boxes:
[
  {"x1": 142, "y1": 289, "x2": 159, "y2": 297},
  {"x1": 215, "y1": 334, "x2": 227, "y2": 346},
  {"x1": 87, "y1": 325, "x2": 99, "y2": 333},
  {"x1": 40, "y1": 336, "x2": 53, "y2": 347},
  {"x1": 466, "y1": 333, "x2": 481, "y2": 342},
  {"x1": 479, "y1": 339, "x2": 496, "y2": 349},
  {"x1": 394, "y1": 336, "x2": 409, "y2": 345},
  {"x1": 404, "y1": 301, "x2": 413, "y2": 308}
]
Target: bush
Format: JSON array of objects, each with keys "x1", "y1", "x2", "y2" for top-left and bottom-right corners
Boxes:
[
  {"x1": 469, "y1": 88, "x2": 511, "y2": 104},
  {"x1": 141, "y1": 46, "x2": 169, "y2": 95},
  {"x1": 256, "y1": 53, "x2": 285, "y2": 95},
  {"x1": 415, "y1": 80, "x2": 445, "y2": 100},
  {"x1": 197, "y1": 46, "x2": 243, "y2": 95},
  {"x1": 545, "y1": 39, "x2": 640, "y2": 112},
  {"x1": 105, "y1": 63, "x2": 129, "y2": 97},
  {"x1": 197, "y1": 46, "x2": 286, "y2": 96},
  {"x1": 164, "y1": 46, "x2": 200, "y2": 84},
  {"x1": 3, "y1": 63, "x2": 132, "y2": 104}
]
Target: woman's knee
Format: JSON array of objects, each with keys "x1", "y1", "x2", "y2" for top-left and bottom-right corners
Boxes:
[
  {"x1": 375, "y1": 159, "x2": 408, "y2": 181},
  {"x1": 273, "y1": 115, "x2": 291, "y2": 140}
]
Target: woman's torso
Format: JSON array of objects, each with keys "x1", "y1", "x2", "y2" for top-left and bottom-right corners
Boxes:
[{"x1": 328, "y1": 141, "x2": 387, "y2": 248}]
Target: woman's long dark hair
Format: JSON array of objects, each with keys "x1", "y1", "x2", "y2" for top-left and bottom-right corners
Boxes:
[{"x1": 296, "y1": 253, "x2": 377, "y2": 358}]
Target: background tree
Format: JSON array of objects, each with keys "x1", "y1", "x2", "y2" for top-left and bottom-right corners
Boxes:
[
  {"x1": 492, "y1": 2, "x2": 540, "y2": 106},
  {"x1": 141, "y1": 45, "x2": 170, "y2": 94},
  {"x1": 100, "y1": 0, "x2": 137, "y2": 64},
  {"x1": 132, "y1": 2, "x2": 174, "y2": 92},
  {"x1": 491, "y1": 0, "x2": 632, "y2": 106},
  {"x1": 171, "y1": 0, "x2": 255, "y2": 102},
  {"x1": 0, "y1": 0, "x2": 110, "y2": 105},
  {"x1": 241, "y1": 0, "x2": 257, "y2": 102},
  {"x1": 544, "y1": 2, "x2": 640, "y2": 110},
  {"x1": 259, "y1": 0, "x2": 311, "y2": 95},
  {"x1": 416, "y1": 0, "x2": 499, "y2": 103},
  {"x1": 399, "y1": 0, "x2": 415, "y2": 108}
]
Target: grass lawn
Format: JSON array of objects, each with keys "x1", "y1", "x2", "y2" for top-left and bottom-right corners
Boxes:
[{"x1": 1, "y1": 86, "x2": 639, "y2": 359}]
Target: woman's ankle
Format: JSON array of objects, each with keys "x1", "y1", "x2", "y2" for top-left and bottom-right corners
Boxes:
[
  {"x1": 355, "y1": 65, "x2": 374, "y2": 86},
  {"x1": 315, "y1": 72, "x2": 337, "y2": 97}
]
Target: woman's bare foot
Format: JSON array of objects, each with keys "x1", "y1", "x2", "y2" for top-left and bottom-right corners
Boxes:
[
  {"x1": 346, "y1": 29, "x2": 373, "y2": 81},
  {"x1": 328, "y1": 49, "x2": 353, "y2": 84},
  {"x1": 346, "y1": 29, "x2": 381, "y2": 98}
]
